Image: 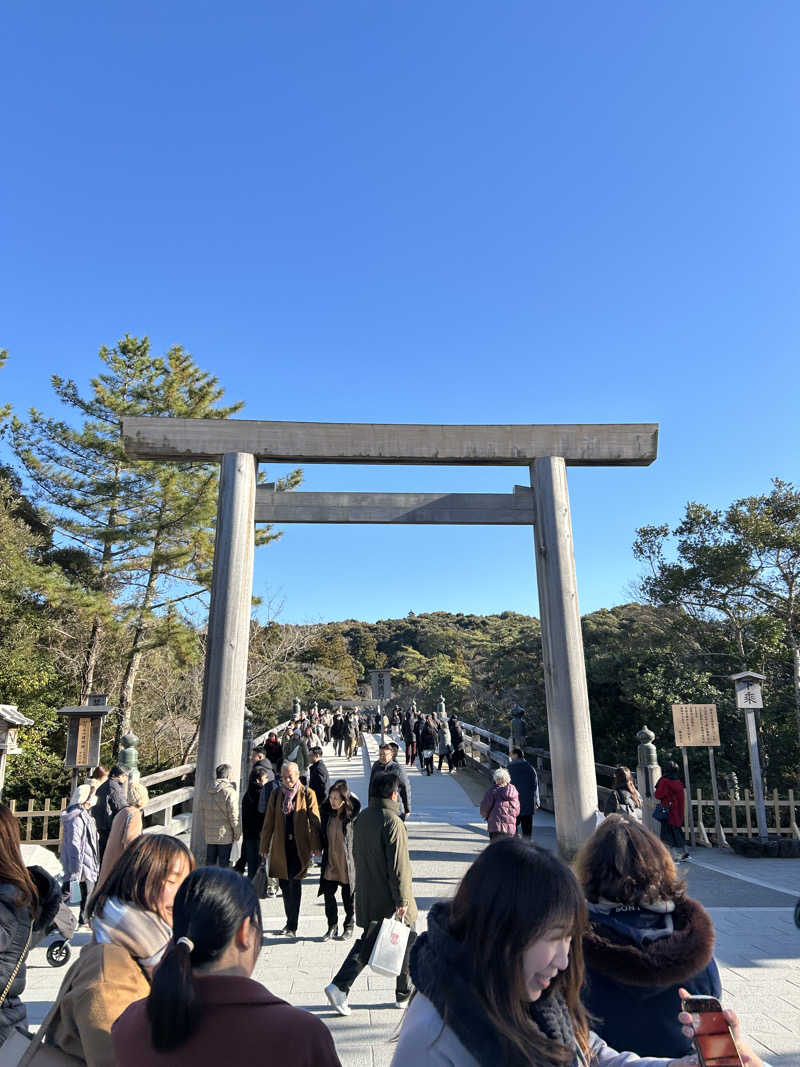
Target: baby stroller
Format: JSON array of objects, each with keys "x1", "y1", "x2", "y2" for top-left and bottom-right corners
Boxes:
[{"x1": 42, "y1": 894, "x2": 78, "y2": 968}]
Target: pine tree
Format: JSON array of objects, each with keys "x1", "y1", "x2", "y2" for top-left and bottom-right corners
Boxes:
[{"x1": 12, "y1": 335, "x2": 300, "y2": 748}]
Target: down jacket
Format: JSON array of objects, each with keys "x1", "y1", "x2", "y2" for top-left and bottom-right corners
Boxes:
[
  {"x1": 60, "y1": 804, "x2": 100, "y2": 884},
  {"x1": 479, "y1": 782, "x2": 520, "y2": 835},
  {"x1": 582, "y1": 896, "x2": 720, "y2": 1059},
  {"x1": 200, "y1": 778, "x2": 241, "y2": 845},
  {"x1": 0, "y1": 867, "x2": 60, "y2": 1046}
]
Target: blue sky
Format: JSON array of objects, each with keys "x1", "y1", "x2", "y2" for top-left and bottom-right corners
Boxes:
[{"x1": 2, "y1": 3, "x2": 798, "y2": 624}]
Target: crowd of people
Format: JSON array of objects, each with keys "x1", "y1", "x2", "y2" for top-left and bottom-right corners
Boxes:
[{"x1": 0, "y1": 705, "x2": 770, "y2": 1067}]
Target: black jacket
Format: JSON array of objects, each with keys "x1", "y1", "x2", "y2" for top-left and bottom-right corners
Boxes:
[
  {"x1": 317, "y1": 794, "x2": 361, "y2": 893},
  {"x1": 309, "y1": 759, "x2": 330, "y2": 811},
  {"x1": 91, "y1": 774, "x2": 128, "y2": 835},
  {"x1": 582, "y1": 896, "x2": 721, "y2": 1058},
  {"x1": 242, "y1": 777, "x2": 270, "y2": 840},
  {"x1": 369, "y1": 758, "x2": 411, "y2": 815},
  {"x1": 420, "y1": 723, "x2": 437, "y2": 751},
  {"x1": 0, "y1": 867, "x2": 60, "y2": 1045}
]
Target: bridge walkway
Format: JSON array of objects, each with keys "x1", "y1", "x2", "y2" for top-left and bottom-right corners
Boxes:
[{"x1": 21, "y1": 733, "x2": 800, "y2": 1066}]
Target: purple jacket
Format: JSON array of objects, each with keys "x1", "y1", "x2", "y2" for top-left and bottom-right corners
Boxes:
[{"x1": 479, "y1": 783, "x2": 520, "y2": 834}]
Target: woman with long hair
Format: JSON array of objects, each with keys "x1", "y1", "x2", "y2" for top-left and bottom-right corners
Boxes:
[
  {"x1": 0, "y1": 804, "x2": 59, "y2": 1048},
  {"x1": 43, "y1": 834, "x2": 193, "y2": 1066},
  {"x1": 393, "y1": 836, "x2": 767, "y2": 1067},
  {"x1": 93, "y1": 780, "x2": 149, "y2": 895},
  {"x1": 576, "y1": 815, "x2": 720, "y2": 1059},
  {"x1": 603, "y1": 766, "x2": 642, "y2": 817},
  {"x1": 317, "y1": 779, "x2": 361, "y2": 941},
  {"x1": 112, "y1": 867, "x2": 341, "y2": 1065}
]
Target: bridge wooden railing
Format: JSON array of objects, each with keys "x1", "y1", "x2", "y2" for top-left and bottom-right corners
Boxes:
[{"x1": 457, "y1": 720, "x2": 618, "y2": 813}]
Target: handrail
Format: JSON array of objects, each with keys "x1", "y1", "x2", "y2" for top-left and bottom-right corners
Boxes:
[{"x1": 140, "y1": 763, "x2": 195, "y2": 787}]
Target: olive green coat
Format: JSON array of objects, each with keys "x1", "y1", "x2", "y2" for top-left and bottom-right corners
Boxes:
[{"x1": 353, "y1": 797, "x2": 418, "y2": 929}]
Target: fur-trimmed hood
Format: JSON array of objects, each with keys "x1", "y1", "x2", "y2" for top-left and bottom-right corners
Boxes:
[{"x1": 582, "y1": 896, "x2": 715, "y2": 989}]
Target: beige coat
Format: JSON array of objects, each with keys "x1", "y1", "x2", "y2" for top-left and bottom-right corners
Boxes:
[
  {"x1": 46, "y1": 942, "x2": 151, "y2": 1067},
  {"x1": 94, "y1": 806, "x2": 142, "y2": 893},
  {"x1": 200, "y1": 778, "x2": 241, "y2": 844},
  {"x1": 259, "y1": 785, "x2": 321, "y2": 880}
]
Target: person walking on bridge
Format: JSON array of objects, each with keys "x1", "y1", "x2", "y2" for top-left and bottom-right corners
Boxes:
[
  {"x1": 420, "y1": 717, "x2": 437, "y2": 776},
  {"x1": 370, "y1": 742, "x2": 411, "y2": 820},
  {"x1": 508, "y1": 748, "x2": 539, "y2": 840},
  {"x1": 259, "y1": 761, "x2": 321, "y2": 940},
  {"x1": 325, "y1": 771, "x2": 418, "y2": 1016}
]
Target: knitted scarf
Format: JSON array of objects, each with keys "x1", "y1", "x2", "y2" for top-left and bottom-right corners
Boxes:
[
  {"x1": 281, "y1": 780, "x2": 301, "y2": 815},
  {"x1": 411, "y1": 901, "x2": 580, "y2": 1067},
  {"x1": 91, "y1": 897, "x2": 172, "y2": 970}
]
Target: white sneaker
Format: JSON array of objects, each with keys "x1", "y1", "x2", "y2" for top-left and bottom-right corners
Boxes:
[{"x1": 325, "y1": 982, "x2": 351, "y2": 1016}]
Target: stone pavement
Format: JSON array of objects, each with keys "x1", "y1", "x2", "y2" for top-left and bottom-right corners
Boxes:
[{"x1": 21, "y1": 735, "x2": 800, "y2": 1065}]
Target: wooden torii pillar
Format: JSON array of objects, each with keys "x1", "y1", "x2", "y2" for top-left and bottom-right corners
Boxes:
[{"x1": 123, "y1": 419, "x2": 658, "y2": 859}]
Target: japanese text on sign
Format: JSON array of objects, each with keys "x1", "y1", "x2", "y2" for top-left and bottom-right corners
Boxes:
[
  {"x1": 735, "y1": 679, "x2": 763, "y2": 709},
  {"x1": 369, "y1": 670, "x2": 392, "y2": 701},
  {"x1": 671, "y1": 704, "x2": 720, "y2": 748},
  {"x1": 75, "y1": 716, "x2": 92, "y2": 766}
]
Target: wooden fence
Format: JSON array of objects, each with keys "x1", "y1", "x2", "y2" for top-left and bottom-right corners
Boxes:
[
  {"x1": 687, "y1": 787, "x2": 800, "y2": 845},
  {"x1": 11, "y1": 763, "x2": 196, "y2": 850}
]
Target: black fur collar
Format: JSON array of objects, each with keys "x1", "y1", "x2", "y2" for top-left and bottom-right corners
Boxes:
[{"x1": 582, "y1": 896, "x2": 715, "y2": 987}]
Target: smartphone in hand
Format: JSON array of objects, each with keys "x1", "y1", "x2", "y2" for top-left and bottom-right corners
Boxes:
[{"x1": 681, "y1": 995, "x2": 744, "y2": 1067}]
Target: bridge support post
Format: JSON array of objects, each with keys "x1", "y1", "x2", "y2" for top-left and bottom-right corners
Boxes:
[
  {"x1": 531, "y1": 458, "x2": 598, "y2": 858},
  {"x1": 191, "y1": 452, "x2": 257, "y2": 862}
]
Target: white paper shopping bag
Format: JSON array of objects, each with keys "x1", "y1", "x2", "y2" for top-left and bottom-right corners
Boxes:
[{"x1": 368, "y1": 917, "x2": 410, "y2": 977}]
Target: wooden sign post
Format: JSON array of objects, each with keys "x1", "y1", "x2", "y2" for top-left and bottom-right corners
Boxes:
[
  {"x1": 672, "y1": 703, "x2": 721, "y2": 848},
  {"x1": 370, "y1": 669, "x2": 392, "y2": 745},
  {"x1": 729, "y1": 672, "x2": 768, "y2": 842}
]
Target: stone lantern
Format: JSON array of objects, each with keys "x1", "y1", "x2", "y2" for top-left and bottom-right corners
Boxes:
[{"x1": 0, "y1": 705, "x2": 33, "y2": 800}]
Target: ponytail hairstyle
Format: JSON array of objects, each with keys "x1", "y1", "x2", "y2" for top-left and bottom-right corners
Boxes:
[{"x1": 147, "y1": 867, "x2": 262, "y2": 1052}]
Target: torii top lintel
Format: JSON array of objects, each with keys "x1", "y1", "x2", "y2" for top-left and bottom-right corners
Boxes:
[{"x1": 122, "y1": 418, "x2": 658, "y2": 467}]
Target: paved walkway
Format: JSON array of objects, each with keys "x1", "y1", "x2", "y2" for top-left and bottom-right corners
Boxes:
[{"x1": 22, "y1": 736, "x2": 800, "y2": 1066}]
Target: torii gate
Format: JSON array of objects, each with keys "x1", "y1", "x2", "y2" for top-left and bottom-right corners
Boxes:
[{"x1": 122, "y1": 419, "x2": 658, "y2": 858}]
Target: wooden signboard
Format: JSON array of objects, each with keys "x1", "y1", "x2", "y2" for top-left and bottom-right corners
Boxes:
[
  {"x1": 671, "y1": 704, "x2": 720, "y2": 748},
  {"x1": 64, "y1": 714, "x2": 104, "y2": 769},
  {"x1": 75, "y1": 717, "x2": 92, "y2": 766}
]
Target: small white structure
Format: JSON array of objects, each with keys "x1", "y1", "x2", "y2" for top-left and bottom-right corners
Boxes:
[{"x1": 0, "y1": 704, "x2": 33, "y2": 800}]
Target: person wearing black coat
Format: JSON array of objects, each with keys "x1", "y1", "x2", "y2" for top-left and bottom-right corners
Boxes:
[
  {"x1": 419, "y1": 719, "x2": 437, "y2": 776},
  {"x1": 317, "y1": 783, "x2": 361, "y2": 941},
  {"x1": 576, "y1": 814, "x2": 721, "y2": 1059},
  {"x1": 309, "y1": 748, "x2": 330, "y2": 812},
  {"x1": 508, "y1": 748, "x2": 540, "y2": 839},
  {"x1": 369, "y1": 744, "x2": 411, "y2": 817},
  {"x1": 241, "y1": 765, "x2": 273, "y2": 879},
  {"x1": 413, "y1": 715, "x2": 425, "y2": 771},
  {"x1": 0, "y1": 804, "x2": 60, "y2": 1048},
  {"x1": 449, "y1": 716, "x2": 464, "y2": 769},
  {"x1": 91, "y1": 765, "x2": 129, "y2": 861}
]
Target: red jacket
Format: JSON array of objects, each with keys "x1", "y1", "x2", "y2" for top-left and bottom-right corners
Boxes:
[
  {"x1": 112, "y1": 974, "x2": 341, "y2": 1067},
  {"x1": 655, "y1": 775, "x2": 685, "y2": 828}
]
